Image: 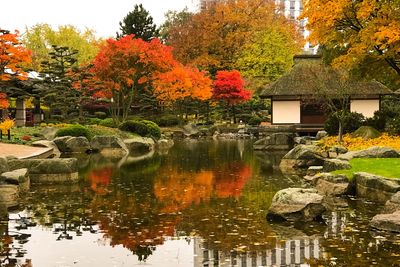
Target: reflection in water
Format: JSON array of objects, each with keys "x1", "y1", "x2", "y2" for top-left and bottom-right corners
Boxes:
[{"x1": 0, "y1": 140, "x2": 400, "y2": 266}]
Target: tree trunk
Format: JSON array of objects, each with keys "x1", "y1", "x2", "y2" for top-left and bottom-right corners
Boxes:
[
  {"x1": 338, "y1": 120, "x2": 344, "y2": 143},
  {"x1": 232, "y1": 105, "x2": 236, "y2": 124}
]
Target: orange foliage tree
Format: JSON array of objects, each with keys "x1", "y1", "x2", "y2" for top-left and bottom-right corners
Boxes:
[
  {"x1": 92, "y1": 35, "x2": 177, "y2": 123},
  {"x1": 301, "y1": 0, "x2": 400, "y2": 76},
  {"x1": 153, "y1": 65, "x2": 212, "y2": 107},
  {"x1": 0, "y1": 29, "x2": 32, "y2": 108}
]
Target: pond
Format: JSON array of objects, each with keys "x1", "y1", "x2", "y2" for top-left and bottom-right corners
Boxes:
[{"x1": 1, "y1": 140, "x2": 400, "y2": 266}]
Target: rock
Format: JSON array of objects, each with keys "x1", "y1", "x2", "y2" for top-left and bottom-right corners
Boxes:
[
  {"x1": 323, "y1": 159, "x2": 352, "y2": 172},
  {"x1": 0, "y1": 184, "x2": 19, "y2": 208},
  {"x1": 32, "y1": 140, "x2": 61, "y2": 157},
  {"x1": 40, "y1": 126, "x2": 58, "y2": 140},
  {"x1": 306, "y1": 166, "x2": 324, "y2": 177},
  {"x1": 329, "y1": 145, "x2": 348, "y2": 155},
  {"x1": 172, "y1": 130, "x2": 185, "y2": 138},
  {"x1": 124, "y1": 137, "x2": 155, "y2": 154},
  {"x1": 53, "y1": 136, "x2": 90, "y2": 153},
  {"x1": 0, "y1": 168, "x2": 30, "y2": 192},
  {"x1": 0, "y1": 157, "x2": 9, "y2": 174},
  {"x1": 279, "y1": 145, "x2": 326, "y2": 173},
  {"x1": 253, "y1": 132, "x2": 295, "y2": 151},
  {"x1": 338, "y1": 146, "x2": 400, "y2": 161},
  {"x1": 183, "y1": 124, "x2": 199, "y2": 137},
  {"x1": 7, "y1": 158, "x2": 79, "y2": 184},
  {"x1": 383, "y1": 192, "x2": 400, "y2": 214},
  {"x1": 315, "y1": 173, "x2": 350, "y2": 196},
  {"x1": 267, "y1": 188, "x2": 326, "y2": 222},
  {"x1": 370, "y1": 211, "x2": 400, "y2": 233},
  {"x1": 157, "y1": 139, "x2": 174, "y2": 150},
  {"x1": 354, "y1": 172, "x2": 400, "y2": 202},
  {"x1": 90, "y1": 136, "x2": 129, "y2": 157},
  {"x1": 294, "y1": 136, "x2": 313, "y2": 145},
  {"x1": 316, "y1": 130, "x2": 328, "y2": 140}
]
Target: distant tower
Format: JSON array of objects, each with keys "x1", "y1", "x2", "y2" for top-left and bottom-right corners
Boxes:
[
  {"x1": 200, "y1": 0, "x2": 218, "y2": 10},
  {"x1": 275, "y1": 0, "x2": 318, "y2": 54}
]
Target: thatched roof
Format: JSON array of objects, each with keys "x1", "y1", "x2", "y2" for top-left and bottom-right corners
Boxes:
[{"x1": 260, "y1": 58, "x2": 393, "y2": 98}]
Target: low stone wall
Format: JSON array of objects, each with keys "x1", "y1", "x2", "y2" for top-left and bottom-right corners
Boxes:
[{"x1": 8, "y1": 158, "x2": 79, "y2": 184}]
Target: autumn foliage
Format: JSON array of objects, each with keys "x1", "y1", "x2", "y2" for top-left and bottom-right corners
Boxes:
[
  {"x1": 301, "y1": 0, "x2": 400, "y2": 76},
  {"x1": 212, "y1": 70, "x2": 251, "y2": 105},
  {"x1": 320, "y1": 133, "x2": 400, "y2": 151},
  {"x1": 0, "y1": 29, "x2": 31, "y2": 81}
]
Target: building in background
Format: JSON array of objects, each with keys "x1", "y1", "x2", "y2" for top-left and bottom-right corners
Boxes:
[{"x1": 199, "y1": 0, "x2": 318, "y2": 54}]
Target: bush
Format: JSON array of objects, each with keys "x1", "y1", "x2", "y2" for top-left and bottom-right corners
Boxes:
[
  {"x1": 324, "y1": 112, "x2": 365, "y2": 135},
  {"x1": 119, "y1": 120, "x2": 161, "y2": 139},
  {"x1": 365, "y1": 110, "x2": 392, "y2": 131},
  {"x1": 55, "y1": 124, "x2": 91, "y2": 139},
  {"x1": 141, "y1": 120, "x2": 161, "y2": 139},
  {"x1": 237, "y1": 114, "x2": 252, "y2": 123},
  {"x1": 99, "y1": 118, "x2": 117, "y2": 128},
  {"x1": 248, "y1": 115, "x2": 263, "y2": 126},
  {"x1": 153, "y1": 114, "x2": 181, "y2": 127},
  {"x1": 94, "y1": 111, "x2": 107, "y2": 119},
  {"x1": 88, "y1": 118, "x2": 102, "y2": 125},
  {"x1": 386, "y1": 117, "x2": 400, "y2": 135}
]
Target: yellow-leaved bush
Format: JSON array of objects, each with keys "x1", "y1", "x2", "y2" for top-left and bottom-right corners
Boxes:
[
  {"x1": 0, "y1": 118, "x2": 15, "y2": 134},
  {"x1": 319, "y1": 133, "x2": 400, "y2": 151}
]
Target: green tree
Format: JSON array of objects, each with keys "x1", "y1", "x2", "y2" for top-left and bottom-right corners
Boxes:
[
  {"x1": 117, "y1": 4, "x2": 159, "y2": 41},
  {"x1": 159, "y1": 9, "x2": 193, "y2": 42},
  {"x1": 23, "y1": 24, "x2": 100, "y2": 71},
  {"x1": 237, "y1": 27, "x2": 301, "y2": 91},
  {"x1": 37, "y1": 45, "x2": 79, "y2": 119}
]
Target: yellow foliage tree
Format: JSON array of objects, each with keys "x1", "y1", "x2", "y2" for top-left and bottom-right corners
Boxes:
[{"x1": 301, "y1": 0, "x2": 400, "y2": 76}]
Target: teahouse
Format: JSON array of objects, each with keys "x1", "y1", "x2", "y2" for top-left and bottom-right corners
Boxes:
[{"x1": 260, "y1": 55, "x2": 392, "y2": 132}]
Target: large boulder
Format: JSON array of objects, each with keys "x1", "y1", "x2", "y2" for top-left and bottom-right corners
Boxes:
[
  {"x1": 0, "y1": 157, "x2": 9, "y2": 174},
  {"x1": 8, "y1": 158, "x2": 79, "y2": 184},
  {"x1": 183, "y1": 124, "x2": 200, "y2": 138},
  {"x1": 354, "y1": 172, "x2": 400, "y2": 202},
  {"x1": 383, "y1": 192, "x2": 400, "y2": 214},
  {"x1": 32, "y1": 140, "x2": 61, "y2": 157},
  {"x1": 53, "y1": 136, "x2": 90, "y2": 153},
  {"x1": 315, "y1": 173, "x2": 351, "y2": 197},
  {"x1": 90, "y1": 136, "x2": 129, "y2": 157},
  {"x1": 323, "y1": 159, "x2": 352, "y2": 172},
  {"x1": 338, "y1": 146, "x2": 399, "y2": 161},
  {"x1": 267, "y1": 188, "x2": 326, "y2": 222},
  {"x1": 0, "y1": 184, "x2": 19, "y2": 208},
  {"x1": 279, "y1": 145, "x2": 326, "y2": 173},
  {"x1": 0, "y1": 168, "x2": 30, "y2": 192},
  {"x1": 370, "y1": 211, "x2": 400, "y2": 233},
  {"x1": 124, "y1": 137, "x2": 155, "y2": 154},
  {"x1": 253, "y1": 133, "x2": 295, "y2": 151}
]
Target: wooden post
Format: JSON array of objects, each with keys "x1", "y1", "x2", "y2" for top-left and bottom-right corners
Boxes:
[{"x1": 15, "y1": 98, "x2": 26, "y2": 127}]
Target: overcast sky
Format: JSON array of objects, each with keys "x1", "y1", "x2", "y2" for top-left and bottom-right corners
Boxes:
[{"x1": 1, "y1": 0, "x2": 199, "y2": 38}]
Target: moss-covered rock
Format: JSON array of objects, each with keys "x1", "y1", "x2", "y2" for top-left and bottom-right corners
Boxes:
[{"x1": 352, "y1": 126, "x2": 381, "y2": 140}]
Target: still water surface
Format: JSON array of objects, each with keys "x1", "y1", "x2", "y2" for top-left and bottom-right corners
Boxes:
[{"x1": 1, "y1": 140, "x2": 400, "y2": 266}]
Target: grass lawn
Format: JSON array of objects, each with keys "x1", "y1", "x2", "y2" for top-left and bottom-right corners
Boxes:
[{"x1": 333, "y1": 158, "x2": 400, "y2": 180}]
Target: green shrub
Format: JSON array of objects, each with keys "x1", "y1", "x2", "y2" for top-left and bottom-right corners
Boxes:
[
  {"x1": 365, "y1": 110, "x2": 392, "y2": 131},
  {"x1": 352, "y1": 126, "x2": 381, "y2": 140},
  {"x1": 94, "y1": 111, "x2": 107, "y2": 119},
  {"x1": 55, "y1": 124, "x2": 91, "y2": 139},
  {"x1": 386, "y1": 117, "x2": 400, "y2": 135},
  {"x1": 99, "y1": 118, "x2": 117, "y2": 128},
  {"x1": 88, "y1": 118, "x2": 102, "y2": 125},
  {"x1": 154, "y1": 114, "x2": 181, "y2": 127},
  {"x1": 119, "y1": 120, "x2": 161, "y2": 139},
  {"x1": 141, "y1": 120, "x2": 161, "y2": 139},
  {"x1": 324, "y1": 112, "x2": 365, "y2": 135},
  {"x1": 237, "y1": 114, "x2": 252, "y2": 123},
  {"x1": 248, "y1": 115, "x2": 263, "y2": 126}
]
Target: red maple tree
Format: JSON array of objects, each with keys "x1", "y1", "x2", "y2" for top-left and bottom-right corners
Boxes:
[{"x1": 212, "y1": 70, "x2": 251, "y2": 122}]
